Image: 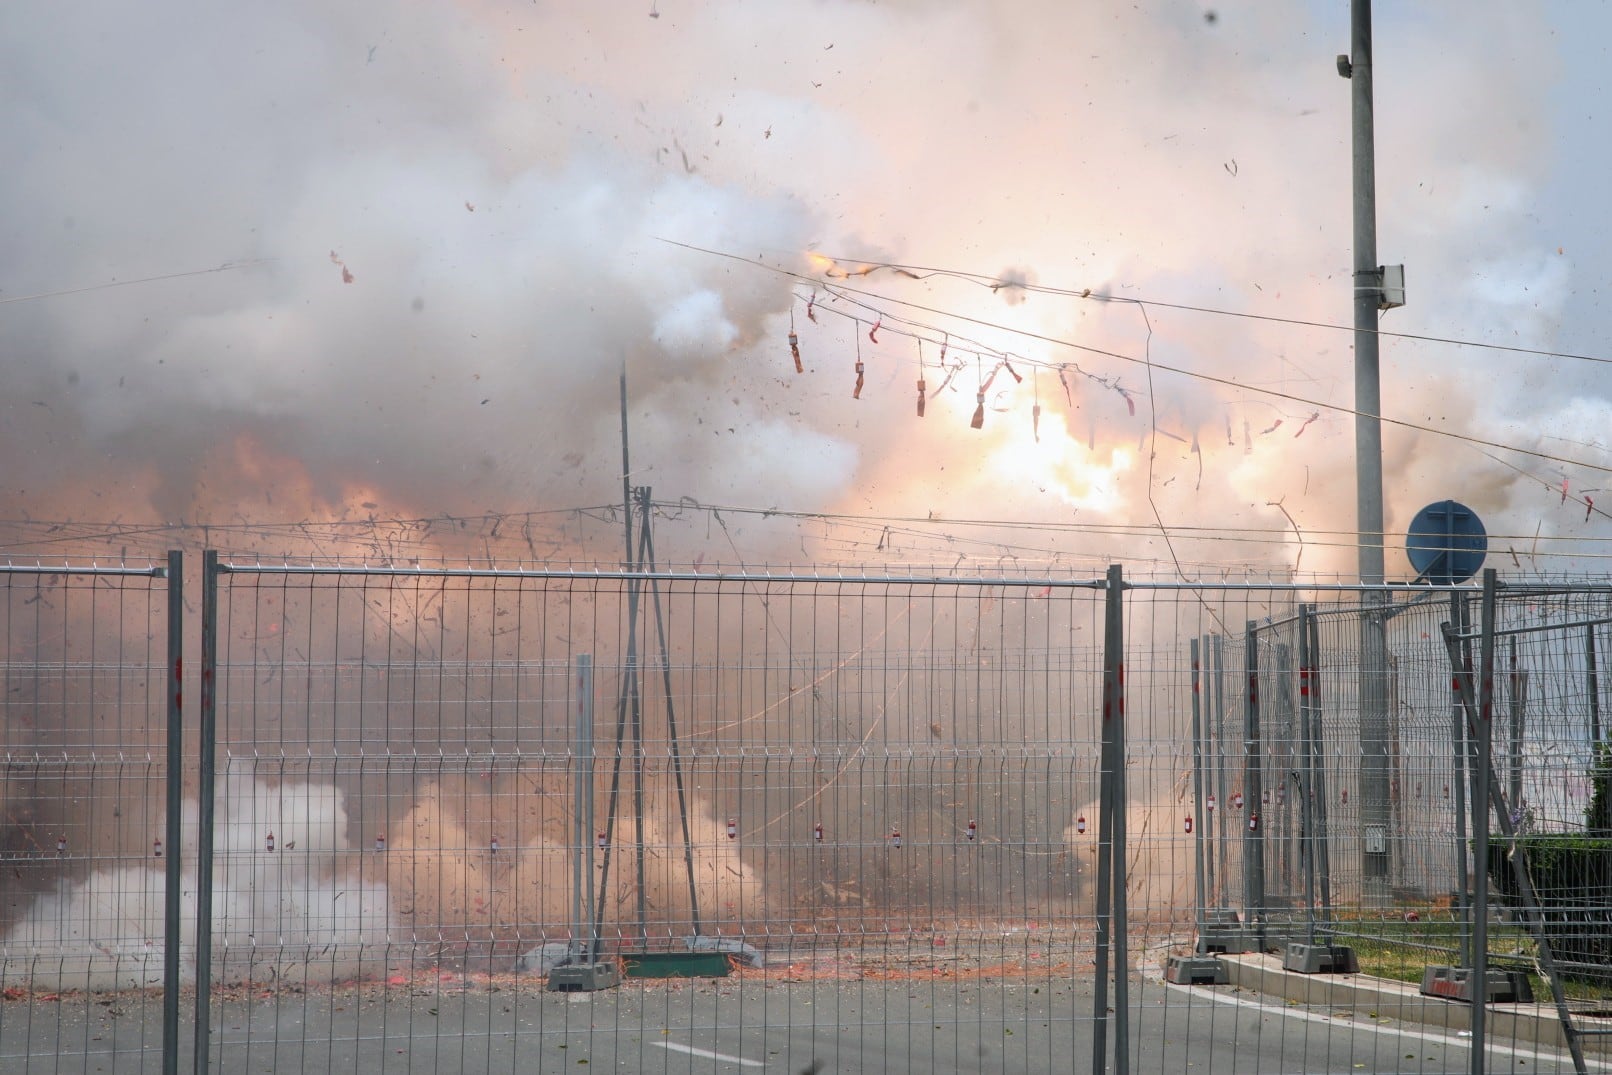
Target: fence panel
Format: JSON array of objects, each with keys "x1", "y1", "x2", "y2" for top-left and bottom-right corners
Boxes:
[
  {"x1": 1485, "y1": 586, "x2": 1612, "y2": 988},
  {"x1": 0, "y1": 559, "x2": 178, "y2": 1073},
  {"x1": 196, "y1": 561, "x2": 1114, "y2": 1073},
  {"x1": 1190, "y1": 583, "x2": 1612, "y2": 1072},
  {"x1": 9, "y1": 555, "x2": 1608, "y2": 1073}
]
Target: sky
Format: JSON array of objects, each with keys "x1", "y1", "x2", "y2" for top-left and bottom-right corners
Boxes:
[{"x1": 3, "y1": 0, "x2": 1610, "y2": 578}]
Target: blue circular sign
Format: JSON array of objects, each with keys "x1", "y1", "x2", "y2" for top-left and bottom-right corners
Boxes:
[{"x1": 1406, "y1": 500, "x2": 1487, "y2": 585}]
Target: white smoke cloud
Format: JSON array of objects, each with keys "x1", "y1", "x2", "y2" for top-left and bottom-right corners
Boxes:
[
  {"x1": 0, "y1": 0, "x2": 1604, "y2": 572},
  {"x1": 1, "y1": 768, "x2": 393, "y2": 991},
  {"x1": 652, "y1": 289, "x2": 739, "y2": 357}
]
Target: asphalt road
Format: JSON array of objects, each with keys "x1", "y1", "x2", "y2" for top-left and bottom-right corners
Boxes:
[{"x1": 2, "y1": 971, "x2": 1599, "y2": 1073}]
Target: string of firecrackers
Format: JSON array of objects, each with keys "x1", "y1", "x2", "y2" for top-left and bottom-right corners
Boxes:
[
  {"x1": 804, "y1": 255, "x2": 1332, "y2": 446},
  {"x1": 1477, "y1": 449, "x2": 1612, "y2": 528},
  {"x1": 789, "y1": 285, "x2": 1141, "y2": 433},
  {"x1": 1558, "y1": 476, "x2": 1603, "y2": 524},
  {"x1": 787, "y1": 285, "x2": 1327, "y2": 456}
]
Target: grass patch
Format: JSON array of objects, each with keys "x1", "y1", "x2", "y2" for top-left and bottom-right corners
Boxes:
[{"x1": 1317, "y1": 910, "x2": 1609, "y2": 1002}]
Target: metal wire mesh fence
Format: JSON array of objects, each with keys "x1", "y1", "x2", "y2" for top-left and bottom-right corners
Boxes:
[
  {"x1": 6, "y1": 555, "x2": 1612, "y2": 1073},
  {"x1": 0, "y1": 557, "x2": 180, "y2": 1072},
  {"x1": 1480, "y1": 584, "x2": 1612, "y2": 986},
  {"x1": 1194, "y1": 577, "x2": 1612, "y2": 1071},
  {"x1": 188, "y1": 558, "x2": 1125, "y2": 1073}
]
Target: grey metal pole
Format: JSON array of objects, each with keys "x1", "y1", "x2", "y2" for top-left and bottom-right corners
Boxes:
[
  {"x1": 1244, "y1": 621, "x2": 1266, "y2": 946},
  {"x1": 194, "y1": 550, "x2": 219, "y2": 1075},
  {"x1": 620, "y1": 362, "x2": 633, "y2": 567},
  {"x1": 162, "y1": 550, "x2": 182, "y2": 1075},
  {"x1": 1451, "y1": 593, "x2": 1471, "y2": 969},
  {"x1": 640, "y1": 489, "x2": 704, "y2": 936},
  {"x1": 1275, "y1": 639, "x2": 1295, "y2": 895},
  {"x1": 1508, "y1": 639, "x2": 1525, "y2": 815},
  {"x1": 629, "y1": 506, "x2": 649, "y2": 948},
  {"x1": 1309, "y1": 612, "x2": 1335, "y2": 923},
  {"x1": 1201, "y1": 635, "x2": 1217, "y2": 907},
  {"x1": 1346, "y1": 0, "x2": 1393, "y2": 903},
  {"x1": 1298, "y1": 605, "x2": 1317, "y2": 945},
  {"x1": 574, "y1": 655, "x2": 594, "y2": 963},
  {"x1": 1191, "y1": 637, "x2": 1208, "y2": 949},
  {"x1": 1213, "y1": 633, "x2": 1228, "y2": 906},
  {"x1": 1587, "y1": 625, "x2": 1601, "y2": 749},
  {"x1": 1091, "y1": 564, "x2": 1128, "y2": 1075},
  {"x1": 1111, "y1": 565, "x2": 1129, "y2": 1075},
  {"x1": 1471, "y1": 569, "x2": 1498, "y2": 1075}
]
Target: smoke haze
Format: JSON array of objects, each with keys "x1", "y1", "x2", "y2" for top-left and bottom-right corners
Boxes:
[{"x1": 0, "y1": 2, "x2": 1605, "y2": 573}]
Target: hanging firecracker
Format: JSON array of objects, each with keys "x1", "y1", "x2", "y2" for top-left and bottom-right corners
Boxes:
[
  {"x1": 788, "y1": 330, "x2": 802, "y2": 374},
  {"x1": 970, "y1": 360, "x2": 999, "y2": 431},
  {"x1": 890, "y1": 827, "x2": 903, "y2": 849},
  {"x1": 375, "y1": 833, "x2": 386, "y2": 853},
  {"x1": 813, "y1": 821, "x2": 824, "y2": 843},
  {"x1": 1249, "y1": 813, "x2": 1260, "y2": 832},
  {"x1": 153, "y1": 837, "x2": 163, "y2": 858},
  {"x1": 265, "y1": 831, "x2": 276, "y2": 853},
  {"x1": 490, "y1": 835, "x2": 501, "y2": 854},
  {"x1": 726, "y1": 818, "x2": 738, "y2": 841},
  {"x1": 1207, "y1": 793, "x2": 1217, "y2": 813},
  {"x1": 1076, "y1": 815, "x2": 1087, "y2": 836},
  {"x1": 597, "y1": 831, "x2": 608, "y2": 850},
  {"x1": 966, "y1": 819, "x2": 978, "y2": 842},
  {"x1": 1184, "y1": 815, "x2": 1194, "y2": 834}
]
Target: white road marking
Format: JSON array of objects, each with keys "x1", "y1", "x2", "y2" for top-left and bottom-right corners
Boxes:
[
  {"x1": 653, "y1": 1039, "x2": 767, "y2": 1067},
  {"x1": 1143, "y1": 958, "x2": 1612, "y2": 1072}
]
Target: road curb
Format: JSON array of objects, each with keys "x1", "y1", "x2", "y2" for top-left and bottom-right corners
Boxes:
[{"x1": 1217, "y1": 952, "x2": 1612, "y2": 1058}]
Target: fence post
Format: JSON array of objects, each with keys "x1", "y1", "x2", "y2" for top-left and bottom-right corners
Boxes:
[
  {"x1": 574, "y1": 655, "x2": 597, "y2": 962},
  {"x1": 1588, "y1": 624, "x2": 1601, "y2": 751},
  {"x1": 162, "y1": 550, "x2": 183, "y2": 1075},
  {"x1": 1470, "y1": 568, "x2": 1497, "y2": 1075},
  {"x1": 1244, "y1": 620, "x2": 1266, "y2": 947},
  {"x1": 1298, "y1": 604, "x2": 1316, "y2": 945},
  {"x1": 194, "y1": 549, "x2": 219, "y2": 1075},
  {"x1": 1508, "y1": 639, "x2": 1526, "y2": 816},
  {"x1": 1091, "y1": 563, "x2": 1128, "y2": 1075},
  {"x1": 1213, "y1": 632, "x2": 1228, "y2": 906},
  {"x1": 1308, "y1": 610, "x2": 1334, "y2": 923},
  {"x1": 1451, "y1": 591, "x2": 1471, "y2": 969},
  {"x1": 1201, "y1": 635, "x2": 1217, "y2": 906},
  {"x1": 1274, "y1": 637, "x2": 1295, "y2": 898},
  {"x1": 1191, "y1": 637, "x2": 1208, "y2": 946}
]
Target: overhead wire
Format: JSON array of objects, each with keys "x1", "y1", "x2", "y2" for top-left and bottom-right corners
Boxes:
[
  {"x1": 660, "y1": 238, "x2": 1612, "y2": 478},
  {"x1": 5, "y1": 245, "x2": 1609, "y2": 570},
  {"x1": 0, "y1": 259, "x2": 276, "y2": 307},
  {"x1": 797, "y1": 250, "x2": 1612, "y2": 369}
]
